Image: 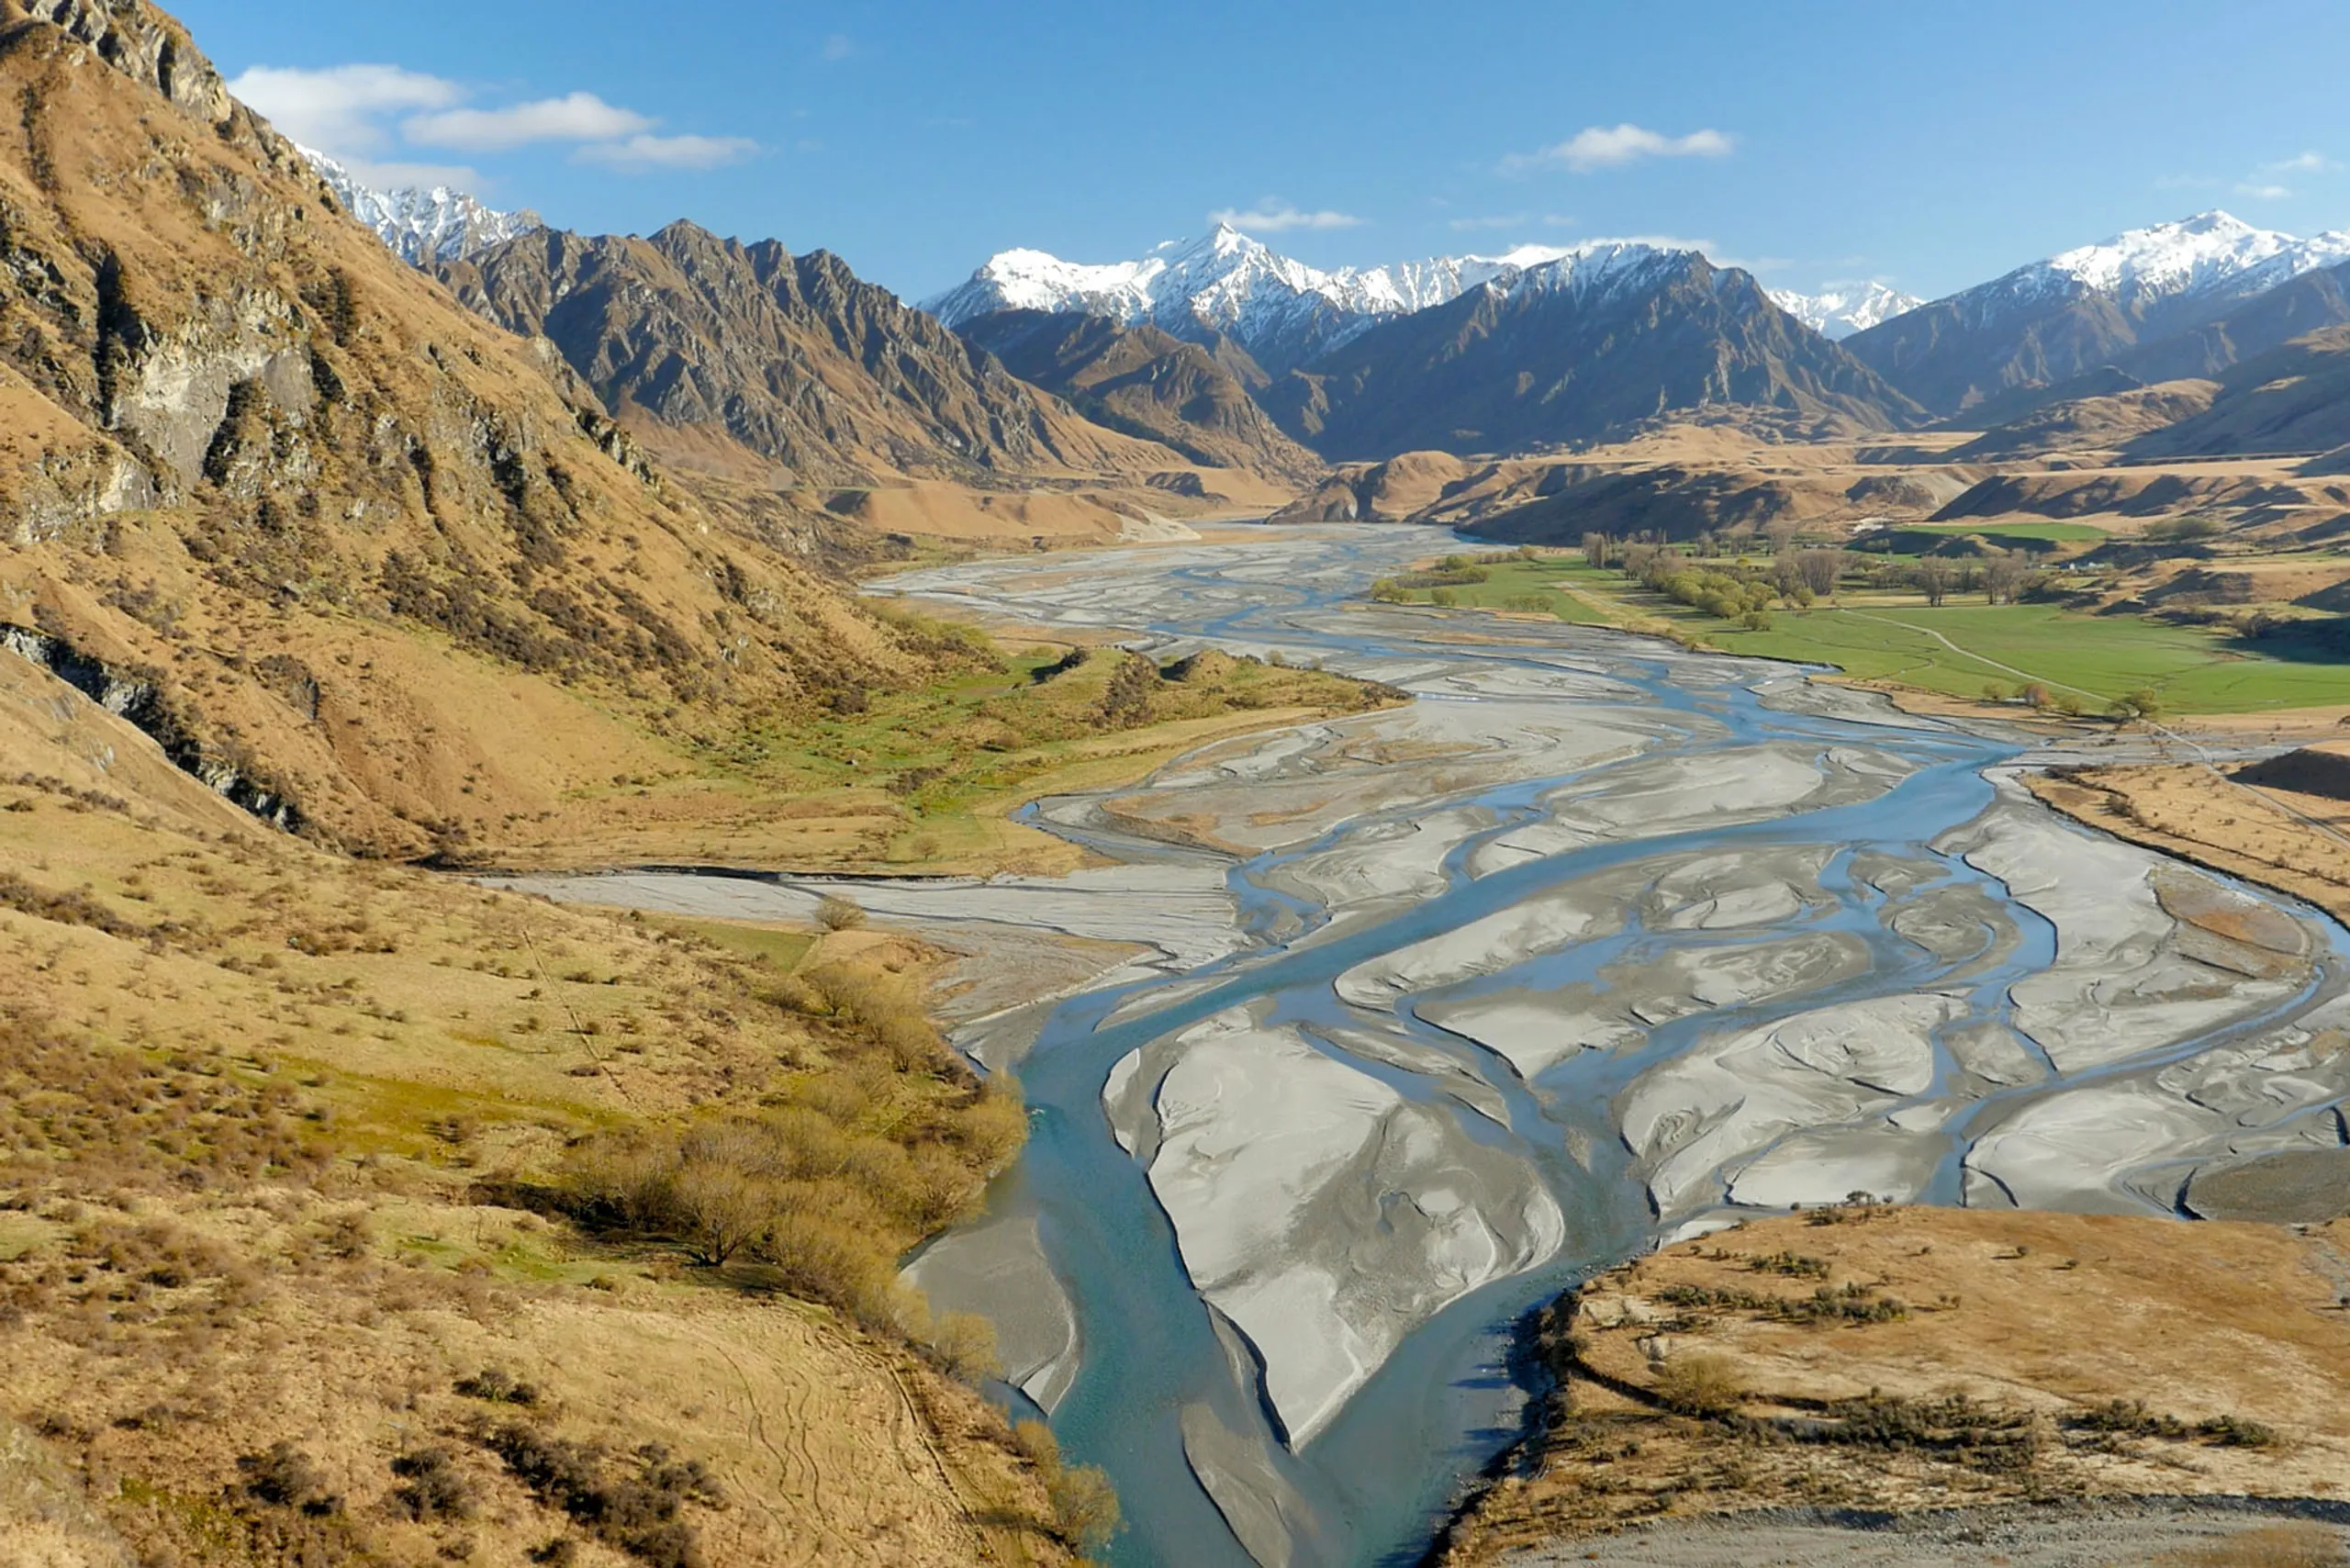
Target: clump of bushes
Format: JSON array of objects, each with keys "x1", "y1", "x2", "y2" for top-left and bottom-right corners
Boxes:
[
  {"x1": 455, "y1": 1366, "x2": 540, "y2": 1406},
  {"x1": 1654, "y1": 1280, "x2": 1908, "y2": 1326},
  {"x1": 238, "y1": 1441, "x2": 341, "y2": 1516},
  {"x1": 560, "y1": 952, "x2": 1022, "y2": 1320},
  {"x1": 481, "y1": 1423, "x2": 721, "y2": 1568},
  {"x1": 2070, "y1": 1401, "x2": 2279, "y2": 1449}
]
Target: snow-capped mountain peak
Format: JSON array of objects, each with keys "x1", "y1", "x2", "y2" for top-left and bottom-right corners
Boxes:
[
  {"x1": 1768, "y1": 281, "x2": 1925, "y2": 339},
  {"x1": 923, "y1": 230, "x2": 1701, "y2": 370},
  {"x1": 1956, "y1": 209, "x2": 2350, "y2": 328},
  {"x1": 300, "y1": 146, "x2": 542, "y2": 268}
]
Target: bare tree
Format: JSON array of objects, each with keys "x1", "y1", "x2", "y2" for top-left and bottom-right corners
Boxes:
[
  {"x1": 1912, "y1": 557, "x2": 1952, "y2": 607},
  {"x1": 1795, "y1": 548, "x2": 1847, "y2": 598},
  {"x1": 1982, "y1": 551, "x2": 2030, "y2": 605},
  {"x1": 1581, "y1": 532, "x2": 1612, "y2": 569}
]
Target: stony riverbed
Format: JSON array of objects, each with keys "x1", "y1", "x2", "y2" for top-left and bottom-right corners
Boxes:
[{"x1": 492, "y1": 526, "x2": 2350, "y2": 1568}]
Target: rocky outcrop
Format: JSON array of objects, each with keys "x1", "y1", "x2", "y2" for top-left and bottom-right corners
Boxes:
[
  {"x1": 13, "y1": 0, "x2": 230, "y2": 119},
  {"x1": 0, "y1": 623, "x2": 300, "y2": 826}
]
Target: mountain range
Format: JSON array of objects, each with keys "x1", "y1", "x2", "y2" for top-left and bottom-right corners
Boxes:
[
  {"x1": 1846, "y1": 210, "x2": 2350, "y2": 417},
  {"x1": 286, "y1": 131, "x2": 2350, "y2": 480},
  {"x1": 1259, "y1": 244, "x2": 1921, "y2": 457},
  {"x1": 924, "y1": 226, "x2": 1594, "y2": 378}
]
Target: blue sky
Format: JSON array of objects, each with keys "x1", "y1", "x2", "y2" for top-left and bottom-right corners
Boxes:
[{"x1": 179, "y1": 0, "x2": 2350, "y2": 305}]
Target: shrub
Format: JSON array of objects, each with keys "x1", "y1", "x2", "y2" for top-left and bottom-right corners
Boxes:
[
  {"x1": 390, "y1": 1446, "x2": 473, "y2": 1521},
  {"x1": 813, "y1": 895, "x2": 866, "y2": 932},
  {"x1": 1651, "y1": 1352, "x2": 1745, "y2": 1415},
  {"x1": 1098, "y1": 653, "x2": 1160, "y2": 723},
  {"x1": 1049, "y1": 1462, "x2": 1122, "y2": 1556},
  {"x1": 239, "y1": 1441, "x2": 340, "y2": 1515},
  {"x1": 930, "y1": 1311, "x2": 1002, "y2": 1382}
]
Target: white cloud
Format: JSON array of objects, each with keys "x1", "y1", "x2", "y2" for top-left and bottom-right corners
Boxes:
[
  {"x1": 822, "y1": 33, "x2": 856, "y2": 62},
  {"x1": 229, "y1": 62, "x2": 756, "y2": 185},
  {"x1": 1505, "y1": 124, "x2": 1735, "y2": 174},
  {"x1": 339, "y1": 158, "x2": 487, "y2": 192},
  {"x1": 1209, "y1": 201, "x2": 1363, "y2": 233},
  {"x1": 2262, "y1": 151, "x2": 2336, "y2": 174},
  {"x1": 576, "y1": 134, "x2": 761, "y2": 172},
  {"x1": 226, "y1": 63, "x2": 459, "y2": 154},
  {"x1": 2235, "y1": 182, "x2": 2294, "y2": 200},
  {"x1": 403, "y1": 92, "x2": 652, "y2": 151}
]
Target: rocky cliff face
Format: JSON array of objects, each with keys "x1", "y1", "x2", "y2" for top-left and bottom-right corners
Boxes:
[
  {"x1": 0, "y1": 0, "x2": 957, "y2": 854},
  {"x1": 953, "y1": 308, "x2": 1322, "y2": 484},
  {"x1": 439, "y1": 224, "x2": 1181, "y2": 488}
]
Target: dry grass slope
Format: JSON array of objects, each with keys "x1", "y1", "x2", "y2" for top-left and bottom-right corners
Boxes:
[{"x1": 0, "y1": 639, "x2": 1089, "y2": 1564}]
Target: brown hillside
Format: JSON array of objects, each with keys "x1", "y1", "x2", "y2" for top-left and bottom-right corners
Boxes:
[
  {"x1": 0, "y1": 639, "x2": 1080, "y2": 1568},
  {"x1": 2128, "y1": 325, "x2": 2350, "y2": 460},
  {"x1": 1945, "y1": 378, "x2": 2219, "y2": 461},
  {"x1": 0, "y1": 0, "x2": 986, "y2": 858}
]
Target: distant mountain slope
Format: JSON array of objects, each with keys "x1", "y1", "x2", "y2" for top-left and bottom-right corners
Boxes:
[
  {"x1": 1767, "y1": 282, "x2": 1924, "y2": 340},
  {"x1": 1262, "y1": 247, "x2": 1922, "y2": 460},
  {"x1": 2123, "y1": 325, "x2": 2350, "y2": 460},
  {"x1": 1944, "y1": 380, "x2": 2221, "y2": 461},
  {"x1": 1938, "y1": 261, "x2": 2350, "y2": 459},
  {"x1": 300, "y1": 145, "x2": 541, "y2": 265},
  {"x1": 440, "y1": 224, "x2": 1181, "y2": 487},
  {"x1": 953, "y1": 308, "x2": 1321, "y2": 482},
  {"x1": 925, "y1": 225, "x2": 1580, "y2": 375},
  {"x1": 1850, "y1": 211, "x2": 2350, "y2": 416},
  {"x1": 2115, "y1": 258, "x2": 2350, "y2": 385}
]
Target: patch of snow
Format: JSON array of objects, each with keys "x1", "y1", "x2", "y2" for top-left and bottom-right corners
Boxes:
[
  {"x1": 1768, "y1": 281, "x2": 1926, "y2": 339},
  {"x1": 300, "y1": 146, "x2": 542, "y2": 267}
]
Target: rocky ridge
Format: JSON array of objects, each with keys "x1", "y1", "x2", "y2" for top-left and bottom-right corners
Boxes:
[{"x1": 440, "y1": 223, "x2": 1188, "y2": 489}]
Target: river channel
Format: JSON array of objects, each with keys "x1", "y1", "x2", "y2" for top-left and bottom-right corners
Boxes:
[{"x1": 500, "y1": 525, "x2": 2350, "y2": 1568}]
